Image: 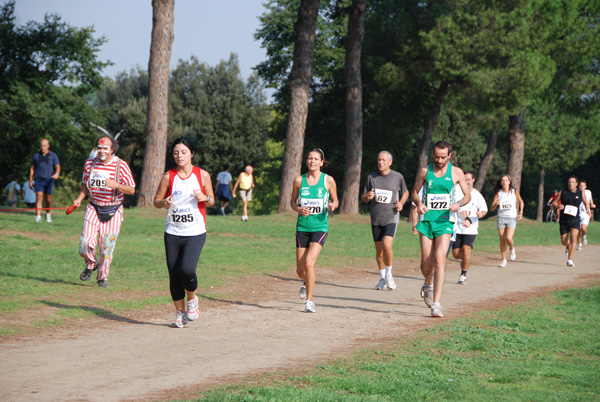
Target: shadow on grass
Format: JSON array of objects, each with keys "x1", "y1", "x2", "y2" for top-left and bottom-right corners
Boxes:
[
  {"x1": 40, "y1": 301, "x2": 166, "y2": 327},
  {"x1": 0, "y1": 270, "x2": 81, "y2": 286}
]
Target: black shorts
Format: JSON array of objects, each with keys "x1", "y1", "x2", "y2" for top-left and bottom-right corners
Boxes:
[
  {"x1": 559, "y1": 219, "x2": 580, "y2": 235},
  {"x1": 452, "y1": 234, "x2": 476, "y2": 249},
  {"x1": 296, "y1": 231, "x2": 328, "y2": 248},
  {"x1": 371, "y1": 223, "x2": 397, "y2": 242}
]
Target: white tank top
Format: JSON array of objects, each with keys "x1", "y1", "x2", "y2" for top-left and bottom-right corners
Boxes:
[
  {"x1": 497, "y1": 189, "x2": 517, "y2": 218},
  {"x1": 164, "y1": 167, "x2": 207, "y2": 236}
]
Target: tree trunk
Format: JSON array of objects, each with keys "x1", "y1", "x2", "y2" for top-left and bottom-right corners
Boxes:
[
  {"x1": 277, "y1": 0, "x2": 321, "y2": 213},
  {"x1": 137, "y1": 0, "x2": 174, "y2": 207},
  {"x1": 474, "y1": 119, "x2": 501, "y2": 191},
  {"x1": 340, "y1": 0, "x2": 365, "y2": 215},
  {"x1": 536, "y1": 165, "x2": 545, "y2": 222},
  {"x1": 507, "y1": 110, "x2": 525, "y2": 192},
  {"x1": 416, "y1": 81, "x2": 449, "y2": 171}
]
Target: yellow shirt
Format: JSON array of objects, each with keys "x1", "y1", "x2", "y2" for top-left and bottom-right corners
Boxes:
[{"x1": 239, "y1": 173, "x2": 253, "y2": 190}]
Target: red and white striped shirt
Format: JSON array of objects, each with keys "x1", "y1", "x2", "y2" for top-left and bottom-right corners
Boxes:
[{"x1": 82, "y1": 157, "x2": 135, "y2": 206}]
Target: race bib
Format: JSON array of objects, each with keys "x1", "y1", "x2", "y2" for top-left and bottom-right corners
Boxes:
[
  {"x1": 301, "y1": 198, "x2": 324, "y2": 215},
  {"x1": 427, "y1": 193, "x2": 450, "y2": 210},
  {"x1": 89, "y1": 170, "x2": 110, "y2": 190},
  {"x1": 171, "y1": 212, "x2": 195, "y2": 223},
  {"x1": 499, "y1": 202, "x2": 513, "y2": 211},
  {"x1": 564, "y1": 205, "x2": 578, "y2": 216},
  {"x1": 374, "y1": 189, "x2": 393, "y2": 204}
]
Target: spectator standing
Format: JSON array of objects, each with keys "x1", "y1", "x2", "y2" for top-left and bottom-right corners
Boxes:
[{"x1": 30, "y1": 138, "x2": 60, "y2": 222}]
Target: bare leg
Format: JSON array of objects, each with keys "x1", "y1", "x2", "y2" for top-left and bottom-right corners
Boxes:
[{"x1": 296, "y1": 243, "x2": 323, "y2": 301}]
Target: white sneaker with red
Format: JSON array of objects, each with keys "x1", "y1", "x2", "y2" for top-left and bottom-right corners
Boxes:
[
  {"x1": 187, "y1": 296, "x2": 199, "y2": 321},
  {"x1": 172, "y1": 310, "x2": 188, "y2": 328}
]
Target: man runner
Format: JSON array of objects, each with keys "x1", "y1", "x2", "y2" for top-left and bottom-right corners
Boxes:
[
  {"x1": 411, "y1": 141, "x2": 470, "y2": 318},
  {"x1": 361, "y1": 151, "x2": 409, "y2": 290}
]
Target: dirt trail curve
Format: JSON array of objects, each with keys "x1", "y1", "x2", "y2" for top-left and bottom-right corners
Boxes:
[{"x1": 1, "y1": 245, "x2": 599, "y2": 402}]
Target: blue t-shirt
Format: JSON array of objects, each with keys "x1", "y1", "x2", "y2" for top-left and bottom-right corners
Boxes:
[{"x1": 31, "y1": 151, "x2": 60, "y2": 180}]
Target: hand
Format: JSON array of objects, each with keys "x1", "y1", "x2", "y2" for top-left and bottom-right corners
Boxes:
[
  {"x1": 232, "y1": 192, "x2": 236, "y2": 198},
  {"x1": 449, "y1": 202, "x2": 460, "y2": 212},
  {"x1": 412, "y1": 225, "x2": 418, "y2": 235},
  {"x1": 365, "y1": 189, "x2": 375, "y2": 202},
  {"x1": 29, "y1": 182, "x2": 34, "y2": 190},
  {"x1": 105, "y1": 179, "x2": 118, "y2": 189},
  {"x1": 192, "y1": 189, "x2": 209, "y2": 202},
  {"x1": 394, "y1": 200, "x2": 403, "y2": 211},
  {"x1": 517, "y1": 211, "x2": 523, "y2": 220},
  {"x1": 298, "y1": 206, "x2": 310, "y2": 217},
  {"x1": 463, "y1": 220, "x2": 471, "y2": 228},
  {"x1": 51, "y1": 173, "x2": 59, "y2": 180},
  {"x1": 164, "y1": 196, "x2": 173, "y2": 209},
  {"x1": 416, "y1": 203, "x2": 427, "y2": 215},
  {"x1": 328, "y1": 202, "x2": 337, "y2": 212},
  {"x1": 73, "y1": 199, "x2": 82, "y2": 208}
]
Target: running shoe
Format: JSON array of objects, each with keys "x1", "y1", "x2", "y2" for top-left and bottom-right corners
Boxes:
[
  {"x1": 304, "y1": 300, "x2": 316, "y2": 313},
  {"x1": 172, "y1": 310, "x2": 188, "y2": 328},
  {"x1": 97, "y1": 279, "x2": 109, "y2": 288},
  {"x1": 431, "y1": 303, "x2": 443, "y2": 318},
  {"x1": 187, "y1": 296, "x2": 199, "y2": 321},
  {"x1": 299, "y1": 283, "x2": 307, "y2": 300},
  {"x1": 577, "y1": 243, "x2": 583, "y2": 251},
  {"x1": 498, "y1": 259, "x2": 507, "y2": 268},
  {"x1": 509, "y1": 248, "x2": 516, "y2": 261},
  {"x1": 80, "y1": 268, "x2": 92, "y2": 281},
  {"x1": 567, "y1": 260, "x2": 575, "y2": 267},
  {"x1": 583, "y1": 235, "x2": 588, "y2": 246},
  {"x1": 420, "y1": 283, "x2": 433, "y2": 307},
  {"x1": 35, "y1": 215, "x2": 41, "y2": 223},
  {"x1": 375, "y1": 278, "x2": 387, "y2": 290},
  {"x1": 458, "y1": 274, "x2": 467, "y2": 285},
  {"x1": 385, "y1": 274, "x2": 397, "y2": 290},
  {"x1": 46, "y1": 213, "x2": 52, "y2": 223}
]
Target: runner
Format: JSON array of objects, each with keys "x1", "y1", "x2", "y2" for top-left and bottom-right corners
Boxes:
[
  {"x1": 411, "y1": 141, "x2": 470, "y2": 318},
  {"x1": 290, "y1": 148, "x2": 338, "y2": 313},
  {"x1": 490, "y1": 174, "x2": 524, "y2": 267},
  {"x1": 73, "y1": 135, "x2": 135, "y2": 288},
  {"x1": 361, "y1": 151, "x2": 408, "y2": 290},
  {"x1": 451, "y1": 172, "x2": 488, "y2": 285},
  {"x1": 577, "y1": 180, "x2": 595, "y2": 249},
  {"x1": 153, "y1": 137, "x2": 215, "y2": 328},
  {"x1": 553, "y1": 176, "x2": 590, "y2": 266}
]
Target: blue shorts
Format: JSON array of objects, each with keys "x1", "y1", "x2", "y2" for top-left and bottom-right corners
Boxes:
[
  {"x1": 34, "y1": 178, "x2": 54, "y2": 195},
  {"x1": 216, "y1": 183, "x2": 231, "y2": 202}
]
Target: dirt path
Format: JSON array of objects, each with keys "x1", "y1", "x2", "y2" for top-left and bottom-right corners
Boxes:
[{"x1": 1, "y1": 245, "x2": 599, "y2": 402}]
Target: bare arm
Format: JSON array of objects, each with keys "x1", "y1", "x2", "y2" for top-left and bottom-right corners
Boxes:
[
  {"x1": 105, "y1": 179, "x2": 135, "y2": 196},
  {"x1": 452, "y1": 167, "x2": 471, "y2": 212},
  {"x1": 29, "y1": 166, "x2": 35, "y2": 189},
  {"x1": 289, "y1": 176, "x2": 307, "y2": 216},
  {"x1": 490, "y1": 193, "x2": 499, "y2": 211},
  {"x1": 395, "y1": 189, "x2": 409, "y2": 211},
  {"x1": 153, "y1": 173, "x2": 172, "y2": 209},
  {"x1": 73, "y1": 184, "x2": 89, "y2": 207},
  {"x1": 552, "y1": 191, "x2": 563, "y2": 210},
  {"x1": 200, "y1": 170, "x2": 215, "y2": 207},
  {"x1": 514, "y1": 190, "x2": 524, "y2": 219},
  {"x1": 51, "y1": 164, "x2": 60, "y2": 180},
  {"x1": 232, "y1": 173, "x2": 241, "y2": 197},
  {"x1": 326, "y1": 175, "x2": 339, "y2": 212},
  {"x1": 411, "y1": 167, "x2": 428, "y2": 214}
]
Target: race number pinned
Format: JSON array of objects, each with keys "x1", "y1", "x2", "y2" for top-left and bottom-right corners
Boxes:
[
  {"x1": 374, "y1": 189, "x2": 393, "y2": 204},
  {"x1": 499, "y1": 202, "x2": 513, "y2": 211},
  {"x1": 427, "y1": 193, "x2": 450, "y2": 210},
  {"x1": 300, "y1": 198, "x2": 324, "y2": 215},
  {"x1": 563, "y1": 205, "x2": 578, "y2": 216},
  {"x1": 89, "y1": 170, "x2": 110, "y2": 190}
]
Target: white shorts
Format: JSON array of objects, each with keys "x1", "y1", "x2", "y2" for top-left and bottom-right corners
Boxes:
[
  {"x1": 580, "y1": 212, "x2": 590, "y2": 226},
  {"x1": 239, "y1": 188, "x2": 252, "y2": 202}
]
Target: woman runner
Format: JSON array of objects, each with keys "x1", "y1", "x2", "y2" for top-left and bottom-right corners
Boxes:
[
  {"x1": 154, "y1": 138, "x2": 215, "y2": 328},
  {"x1": 490, "y1": 174, "x2": 524, "y2": 268},
  {"x1": 290, "y1": 148, "x2": 338, "y2": 313}
]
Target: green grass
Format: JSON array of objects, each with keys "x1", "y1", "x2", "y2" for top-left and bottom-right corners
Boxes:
[
  {"x1": 0, "y1": 208, "x2": 598, "y2": 336},
  {"x1": 183, "y1": 286, "x2": 600, "y2": 401}
]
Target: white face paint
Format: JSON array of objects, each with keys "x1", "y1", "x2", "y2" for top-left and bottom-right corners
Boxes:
[{"x1": 96, "y1": 140, "x2": 113, "y2": 161}]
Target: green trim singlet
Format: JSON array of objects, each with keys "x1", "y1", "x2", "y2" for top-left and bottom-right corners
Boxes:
[
  {"x1": 296, "y1": 172, "x2": 330, "y2": 233},
  {"x1": 421, "y1": 163, "x2": 456, "y2": 222}
]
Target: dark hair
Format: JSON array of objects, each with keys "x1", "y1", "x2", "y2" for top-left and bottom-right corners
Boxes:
[
  {"x1": 579, "y1": 180, "x2": 587, "y2": 185},
  {"x1": 464, "y1": 171, "x2": 474, "y2": 179},
  {"x1": 306, "y1": 148, "x2": 329, "y2": 167},
  {"x1": 567, "y1": 175, "x2": 578, "y2": 182},
  {"x1": 433, "y1": 141, "x2": 452, "y2": 153},
  {"x1": 171, "y1": 137, "x2": 195, "y2": 154},
  {"x1": 494, "y1": 174, "x2": 514, "y2": 194},
  {"x1": 96, "y1": 135, "x2": 118, "y2": 153},
  {"x1": 223, "y1": 164, "x2": 229, "y2": 171}
]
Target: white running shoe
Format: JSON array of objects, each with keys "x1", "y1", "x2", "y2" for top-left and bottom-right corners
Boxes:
[
  {"x1": 431, "y1": 303, "x2": 443, "y2": 318},
  {"x1": 420, "y1": 283, "x2": 433, "y2": 307},
  {"x1": 375, "y1": 278, "x2": 387, "y2": 290},
  {"x1": 499, "y1": 259, "x2": 507, "y2": 268},
  {"x1": 35, "y1": 215, "x2": 42, "y2": 223},
  {"x1": 172, "y1": 310, "x2": 188, "y2": 328},
  {"x1": 186, "y1": 296, "x2": 199, "y2": 321},
  {"x1": 583, "y1": 235, "x2": 588, "y2": 246},
  {"x1": 46, "y1": 213, "x2": 52, "y2": 223},
  {"x1": 567, "y1": 260, "x2": 575, "y2": 267},
  {"x1": 509, "y1": 248, "x2": 516, "y2": 261},
  {"x1": 577, "y1": 243, "x2": 583, "y2": 251},
  {"x1": 304, "y1": 299, "x2": 315, "y2": 313},
  {"x1": 299, "y1": 283, "x2": 307, "y2": 300},
  {"x1": 385, "y1": 274, "x2": 396, "y2": 290},
  {"x1": 458, "y1": 274, "x2": 466, "y2": 285}
]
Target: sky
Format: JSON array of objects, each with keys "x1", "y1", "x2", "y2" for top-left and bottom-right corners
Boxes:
[{"x1": 11, "y1": 0, "x2": 269, "y2": 81}]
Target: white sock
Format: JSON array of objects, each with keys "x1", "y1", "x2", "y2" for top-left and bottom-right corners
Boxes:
[
  {"x1": 385, "y1": 265, "x2": 392, "y2": 277},
  {"x1": 379, "y1": 269, "x2": 386, "y2": 279}
]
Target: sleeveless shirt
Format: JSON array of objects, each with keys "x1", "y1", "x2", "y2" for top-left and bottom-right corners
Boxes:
[
  {"x1": 296, "y1": 172, "x2": 330, "y2": 233},
  {"x1": 164, "y1": 166, "x2": 207, "y2": 236},
  {"x1": 421, "y1": 163, "x2": 456, "y2": 222}
]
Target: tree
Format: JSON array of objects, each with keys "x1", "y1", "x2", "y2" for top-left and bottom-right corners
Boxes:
[
  {"x1": 340, "y1": 0, "x2": 365, "y2": 214},
  {"x1": 137, "y1": 0, "x2": 174, "y2": 207},
  {"x1": 0, "y1": 0, "x2": 108, "y2": 193},
  {"x1": 277, "y1": 0, "x2": 321, "y2": 213}
]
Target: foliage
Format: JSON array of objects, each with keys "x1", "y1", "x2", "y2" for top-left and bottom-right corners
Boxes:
[{"x1": 0, "y1": 1, "x2": 109, "y2": 195}]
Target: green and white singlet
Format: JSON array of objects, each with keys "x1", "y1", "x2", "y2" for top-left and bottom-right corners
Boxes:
[
  {"x1": 421, "y1": 163, "x2": 456, "y2": 223},
  {"x1": 296, "y1": 172, "x2": 330, "y2": 233}
]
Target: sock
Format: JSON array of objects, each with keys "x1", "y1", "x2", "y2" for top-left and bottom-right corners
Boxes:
[
  {"x1": 385, "y1": 265, "x2": 392, "y2": 277},
  {"x1": 431, "y1": 302, "x2": 440, "y2": 307},
  {"x1": 425, "y1": 281, "x2": 433, "y2": 289},
  {"x1": 461, "y1": 270, "x2": 467, "y2": 276},
  {"x1": 379, "y1": 269, "x2": 386, "y2": 279}
]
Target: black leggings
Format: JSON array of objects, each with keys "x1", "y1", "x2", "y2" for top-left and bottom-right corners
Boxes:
[{"x1": 164, "y1": 232, "x2": 206, "y2": 301}]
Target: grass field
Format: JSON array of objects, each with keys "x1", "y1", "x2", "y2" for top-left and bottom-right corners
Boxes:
[
  {"x1": 190, "y1": 286, "x2": 600, "y2": 401},
  {"x1": 0, "y1": 208, "x2": 598, "y2": 337}
]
